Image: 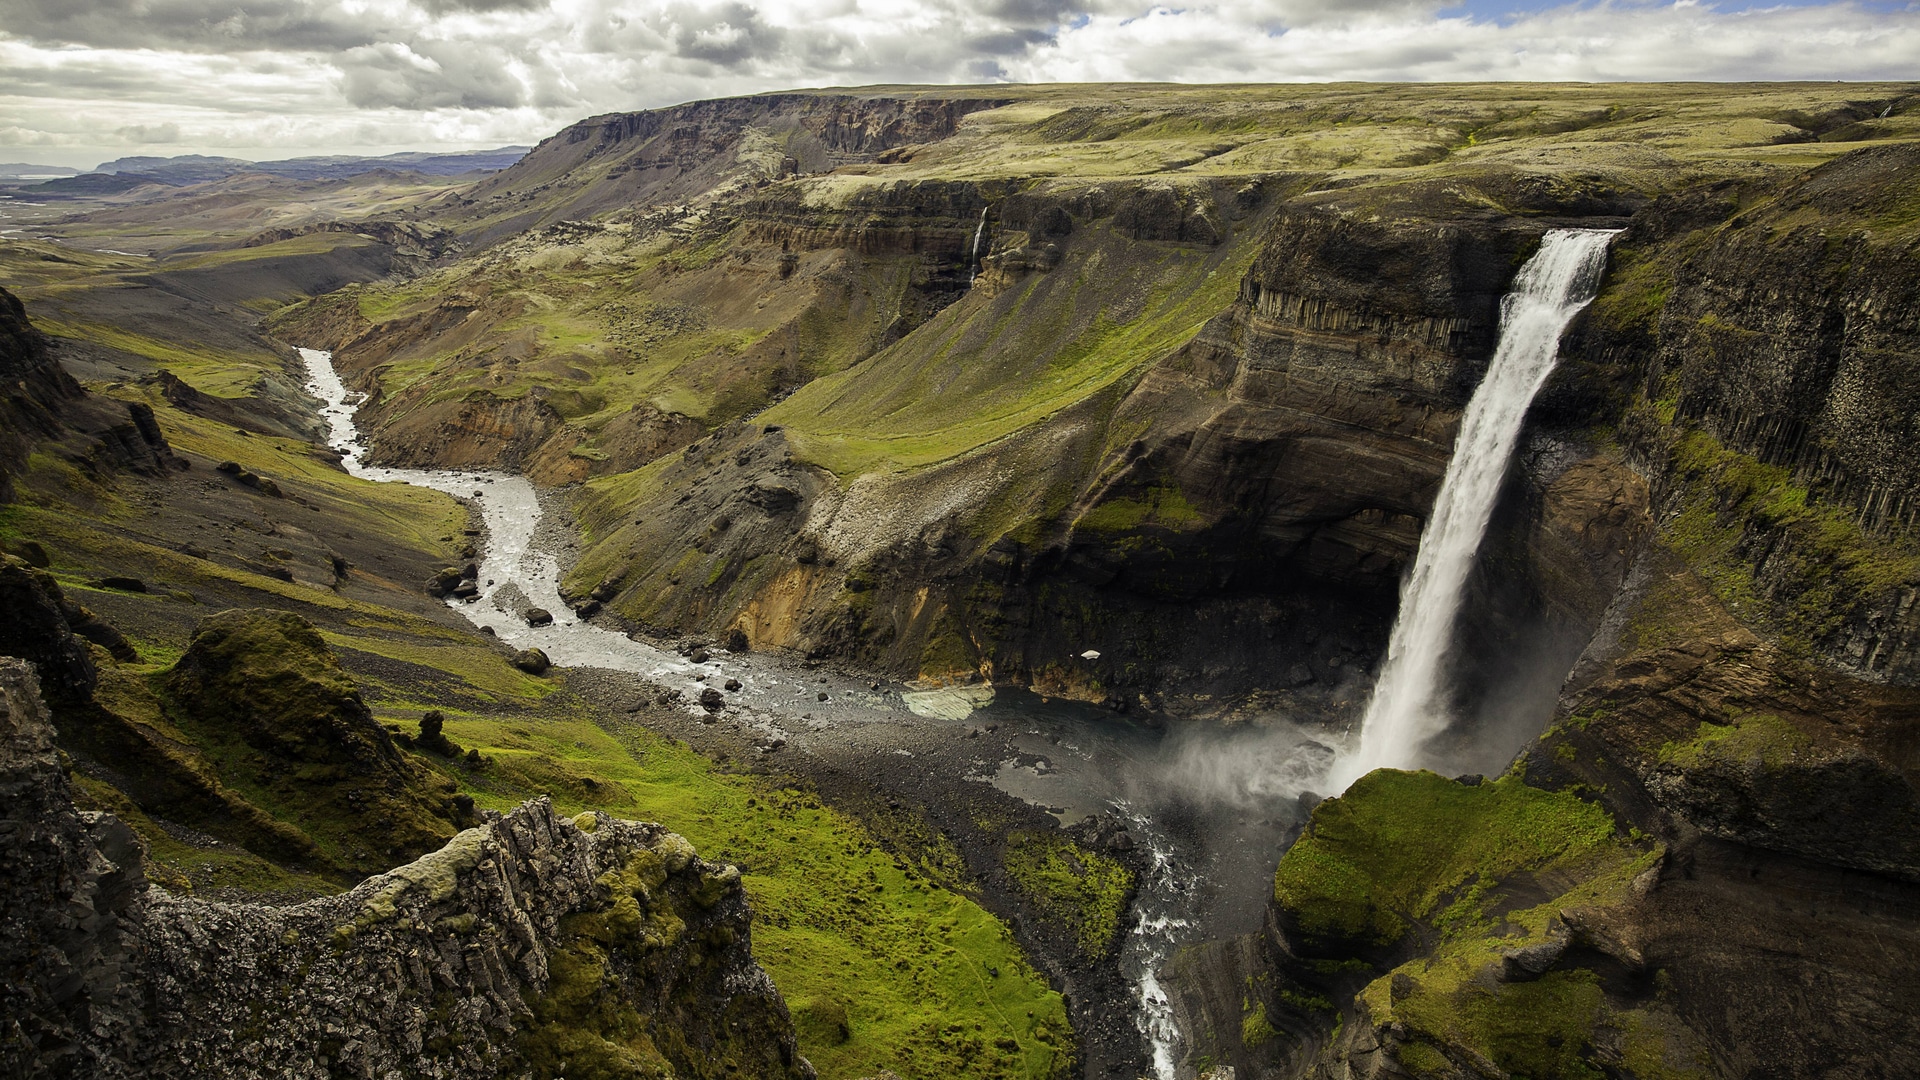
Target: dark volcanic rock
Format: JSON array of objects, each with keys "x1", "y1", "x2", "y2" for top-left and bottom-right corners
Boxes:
[
  {"x1": 0, "y1": 286, "x2": 183, "y2": 496},
  {"x1": 0, "y1": 658, "x2": 812, "y2": 1080},
  {"x1": 0, "y1": 286, "x2": 85, "y2": 499},
  {"x1": 425, "y1": 566, "x2": 463, "y2": 597},
  {"x1": 0, "y1": 555, "x2": 99, "y2": 705}
]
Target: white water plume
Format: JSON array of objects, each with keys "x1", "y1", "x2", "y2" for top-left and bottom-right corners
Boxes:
[{"x1": 1326, "y1": 228, "x2": 1619, "y2": 793}]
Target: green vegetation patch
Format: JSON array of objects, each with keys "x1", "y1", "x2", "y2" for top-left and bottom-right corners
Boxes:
[
  {"x1": 1074, "y1": 485, "x2": 1206, "y2": 533},
  {"x1": 1658, "y1": 711, "x2": 1810, "y2": 771},
  {"x1": 1001, "y1": 830, "x2": 1134, "y2": 961},
  {"x1": 1659, "y1": 427, "x2": 1920, "y2": 657},
  {"x1": 68, "y1": 772, "x2": 339, "y2": 898},
  {"x1": 1274, "y1": 771, "x2": 1621, "y2": 950},
  {"x1": 1240, "y1": 1001, "x2": 1278, "y2": 1049},
  {"x1": 162, "y1": 609, "x2": 463, "y2": 876},
  {"x1": 1457, "y1": 970, "x2": 1608, "y2": 1080},
  {"x1": 1283, "y1": 770, "x2": 1693, "y2": 1080},
  {"x1": 768, "y1": 223, "x2": 1257, "y2": 479},
  {"x1": 427, "y1": 708, "x2": 1073, "y2": 1080}
]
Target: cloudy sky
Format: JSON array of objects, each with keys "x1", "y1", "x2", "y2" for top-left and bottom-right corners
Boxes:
[{"x1": 2, "y1": 0, "x2": 1916, "y2": 168}]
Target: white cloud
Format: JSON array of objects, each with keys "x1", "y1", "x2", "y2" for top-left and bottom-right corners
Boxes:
[{"x1": 0, "y1": 0, "x2": 1915, "y2": 168}]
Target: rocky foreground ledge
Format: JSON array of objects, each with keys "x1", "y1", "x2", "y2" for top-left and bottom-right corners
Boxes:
[{"x1": 0, "y1": 657, "x2": 812, "y2": 1080}]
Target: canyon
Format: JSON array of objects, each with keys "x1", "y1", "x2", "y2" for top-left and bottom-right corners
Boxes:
[{"x1": 1, "y1": 81, "x2": 1917, "y2": 1079}]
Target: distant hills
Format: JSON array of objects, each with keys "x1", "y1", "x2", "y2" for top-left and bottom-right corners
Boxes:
[
  {"x1": 2, "y1": 147, "x2": 529, "y2": 190},
  {"x1": 0, "y1": 163, "x2": 82, "y2": 180}
]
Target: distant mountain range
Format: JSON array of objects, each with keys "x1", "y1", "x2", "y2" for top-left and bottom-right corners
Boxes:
[
  {"x1": 0, "y1": 163, "x2": 82, "y2": 180},
  {"x1": 1, "y1": 147, "x2": 528, "y2": 188}
]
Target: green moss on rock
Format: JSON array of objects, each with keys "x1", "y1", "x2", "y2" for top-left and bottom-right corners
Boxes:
[
  {"x1": 1273, "y1": 771, "x2": 1619, "y2": 951},
  {"x1": 1271, "y1": 769, "x2": 1708, "y2": 1080},
  {"x1": 1658, "y1": 711, "x2": 1810, "y2": 771},
  {"x1": 1074, "y1": 485, "x2": 1207, "y2": 533},
  {"x1": 1002, "y1": 830, "x2": 1134, "y2": 961},
  {"x1": 1658, "y1": 427, "x2": 1920, "y2": 662},
  {"x1": 163, "y1": 608, "x2": 463, "y2": 876}
]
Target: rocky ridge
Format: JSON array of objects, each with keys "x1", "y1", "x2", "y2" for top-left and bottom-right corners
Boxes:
[
  {"x1": 0, "y1": 656, "x2": 810, "y2": 1079},
  {"x1": 0, "y1": 285, "x2": 182, "y2": 501}
]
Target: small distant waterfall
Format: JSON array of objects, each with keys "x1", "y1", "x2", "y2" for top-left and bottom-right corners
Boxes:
[
  {"x1": 967, "y1": 207, "x2": 989, "y2": 285},
  {"x1": 1326, "y1": 228, "x2": 1620, "y2": 793}
]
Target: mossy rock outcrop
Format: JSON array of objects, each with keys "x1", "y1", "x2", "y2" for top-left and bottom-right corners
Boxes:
[
  {"x1": 164, "y1": 608, "x2": 465, "y2": 875},
  {"x1": 1194, "y1": 560, "x2": 1920, "y2": 1080},
  {"x1": 1, "y1": 657, "x2": 810, "y2": 1079},
  {"x1": 1253, "y1": 771, "x2": 1680, "y2": 1080}
]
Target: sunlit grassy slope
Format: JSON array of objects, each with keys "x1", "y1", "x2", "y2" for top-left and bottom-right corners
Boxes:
[
  {"x1": 433, "y1": 705, "x2": 1073, "y2": 1079},
  {"x1": 763, "y1": 217, "x2": 1257, "y2": 477}
]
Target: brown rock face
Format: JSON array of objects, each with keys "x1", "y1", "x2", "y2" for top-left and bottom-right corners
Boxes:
[
  {"x1": 1509, "y1": 558, "x2": 1920, "y2": 1078},
  {"x1": 0, "y1": 658, "x2": 810, "y2": 1080},
  {"x1": 460, "y1": 92, "x2": 1013, "y2": 241}
]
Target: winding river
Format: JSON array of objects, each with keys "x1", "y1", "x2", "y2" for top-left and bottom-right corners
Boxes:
[{"x1": 299, "y1": 347, "x2": 1316, "y2": 1077}]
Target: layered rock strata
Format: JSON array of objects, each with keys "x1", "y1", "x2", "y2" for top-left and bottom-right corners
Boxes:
[{"x1": 1163, "y1": 551, "x2": 1920, "y2": 1079}]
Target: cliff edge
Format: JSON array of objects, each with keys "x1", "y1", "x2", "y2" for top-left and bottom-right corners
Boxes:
[{"x1": 0, "y1": 656, "x2": 812, "y2": 1080}]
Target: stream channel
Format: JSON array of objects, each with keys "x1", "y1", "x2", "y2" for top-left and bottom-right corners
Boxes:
[{"x1": 300, "y1": 347, "x2": 1324, "y2": 1077}]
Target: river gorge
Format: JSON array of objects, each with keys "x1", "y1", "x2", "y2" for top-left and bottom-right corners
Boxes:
[{"x1": 3, "y1": 82, "x2": 1917, "y2": 1080}]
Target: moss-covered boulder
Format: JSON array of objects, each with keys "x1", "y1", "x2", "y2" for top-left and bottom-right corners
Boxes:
[{"x1": 165, "y1": 608, "x2": 464, "y2": 875}]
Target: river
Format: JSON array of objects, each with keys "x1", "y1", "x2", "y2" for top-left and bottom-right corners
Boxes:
[{"x1": 299, "y1": 346, "x2": 1320, "y2": 1077}]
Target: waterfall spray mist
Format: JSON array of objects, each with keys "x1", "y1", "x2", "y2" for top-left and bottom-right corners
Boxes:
[{"x1": 1326, "y1": 228, "x2": 1620, "y2": 793}]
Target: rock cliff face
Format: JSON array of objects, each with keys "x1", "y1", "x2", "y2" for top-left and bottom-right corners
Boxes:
[
  {"x1": 1551, "y1": 144, "x2": 1920, "y2": 686},
  {"x1": 551, "y1": 178, "x2": 1642, "y2": 726},
  {"x1": 0, "y1": 657, "x2": 810, "y2": 1080},
  {"x1": 1167, "y1": 548, "x2": 1920, "y2": 1080},
  {"x1": 1148, "y1": 142, "x2": 1920, "y2": 1079},
  {"x1": 0, "y1": 286, "x2": 84, "y2": 498},
  {"x1": 0, "y1": 285, "x2": 182, "y2": 502}
]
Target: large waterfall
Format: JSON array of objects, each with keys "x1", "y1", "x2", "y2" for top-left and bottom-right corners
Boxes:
[{"x1": 1326, "y1": 228, "x2": 1619, "y2": 792}]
